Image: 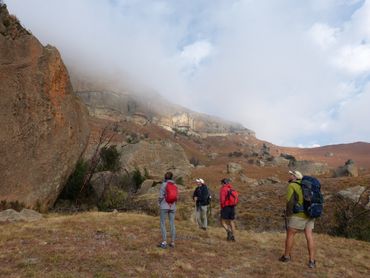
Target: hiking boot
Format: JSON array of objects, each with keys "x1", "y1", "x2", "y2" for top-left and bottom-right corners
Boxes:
[
  {"x1": 226, "y1": 230, "x2": 233, "y2": 241},
  {"x1": 169, "y1": 242, "x2": 175, "y2": 248},
  {"x1": 201, "y1": 227, "x2": 207, "y2": 231},
  {"x1": 279, "y1": 255, "x2": 291, "y2": 262},
  {"x1": 157, "y1": 242, "x2": 167, "y2": 249},
  {"x1": 308, "y1": 260, "x2": 316, "y2": 268},
  {"x1": 230, "y1": 234, "x2": 235, "y2": 241}
]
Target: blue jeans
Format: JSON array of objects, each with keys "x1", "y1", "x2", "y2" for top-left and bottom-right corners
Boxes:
[{"x1": 160, "y1": 209, "x2": 176, "y2": 242}]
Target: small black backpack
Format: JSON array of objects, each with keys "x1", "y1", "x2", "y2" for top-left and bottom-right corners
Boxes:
[{"x1": 199, "y1": 185, "x2": 211, "y2": 205}]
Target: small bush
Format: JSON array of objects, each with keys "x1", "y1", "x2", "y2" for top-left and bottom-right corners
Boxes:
[
  {"x1": 189, "y1": 157, "x2": 200, "y2": 167},
  {"x1": 173, "y1": 127, "x2": 189, "y2": 137},
  {"x1": 98, "y1": 187, "x2": 128, "y2": 211},
  {"x1": 132, "y1": 168, "x2": 145, "y2": 191},
  {"x1": 330, "y1": 196, "x2": 370, "y2": 242},
  {"x1": 127, "y1": 132, "x2": 139, "y2": 144},
  {"x1": 229, "y1": 151, "x2": 243, "y2": 158},
  {"x1": 0, "y1": 200, "x2": 25, "y2": 212},
  {"x1": 98, "y1": 145, "x2": 121, "y2": 172},
  {"x1": 59, "y1": 159, "x2": 89, "y2": 201}
]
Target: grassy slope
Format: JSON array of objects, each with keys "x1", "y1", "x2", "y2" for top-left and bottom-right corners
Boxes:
[{"x1": 0, "y1": 212, "x2": 369, "y2": 277}]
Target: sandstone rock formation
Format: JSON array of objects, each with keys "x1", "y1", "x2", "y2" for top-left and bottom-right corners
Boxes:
[
  {"x1": 289, "y1": 160, "x2": 330, "y2": 176},
  {"x1": 227, "y1": 162, "x2": 243, "y2": 174},
  {"x1": 76, "y1": 90, "x2": 254, "y2": 137},
  {"x1": 136, "y1": 179, "x2": 156, "y2": 195},
  {"x1": 337, "y1": 186, "x2": 369, "y2": 209},
  {"x1": 334, "y1": 159, "x2": 359, "y2": 177},
  {"x1": 0, "y1": 5, "x2": 89, "y2": 209},
  {"x1": 0, "y1": 208, "x2": 42, "y2": 222},
  {"x1": 119, "y1": 140, "x2": 192, "y2": 180}
]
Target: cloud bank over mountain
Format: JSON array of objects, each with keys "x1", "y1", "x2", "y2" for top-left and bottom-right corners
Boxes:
[{"x1": 6, "y1": 0, "x2": 370, "y2": 146}]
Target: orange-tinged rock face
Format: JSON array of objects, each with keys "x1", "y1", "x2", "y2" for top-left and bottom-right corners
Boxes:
[{"x1": 0, "y1": 5, "x2": 90, "y2": 210}]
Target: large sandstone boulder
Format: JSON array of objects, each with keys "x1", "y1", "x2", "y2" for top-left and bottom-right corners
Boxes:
[
  {"x1": 0, "y1": 208, "x2": 42, "y2": 222},
  {"x1": 334, "y1": 160, "x2": 359, "y2": 177},
  {"x1": 119, "y1": 140, "x2": 192, "y2": 180},
  {"x1": 337, "y1": 186, "x2": 369, "y2": 209},
  {"x1": 289, "y1": 160, "x2": 330, "y2": 176},
  {"x1": 0, "y1": 5, "x2": 89, "y2": 209},
  {"x1": 136, "y1": 179, "x2": 156, "y2": 195},
  {"x1": 227, "y1": 162, "x2": 243, "y2": 174}
]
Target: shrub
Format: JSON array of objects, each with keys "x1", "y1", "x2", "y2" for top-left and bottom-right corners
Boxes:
[
  {"x1": 59, "y1": 159, "x2": 89, "y2": 201},
  {"x1": 97, "y1": 187, "x2": 127, "y2": 211},
  {"x1": 0, "y1": 200, "x2": 25, "y2": 212},
  {"x1": 189, "y1": 157, "x2": 200, "y2": 167},
  {"x1": 330, "y1": 195, "x2": 370, "y2": 242},
  {"x1": 98, "y1": 145, "x2": 121, "y2": 172},
  {"x1": 229, "y1": 151, "x2": 243, "y2": 158},
  {"x1": 172, "y1": 127, "x2": 189, "y2": 137},
  {"x1": 132, "y1": 168, "x2": 145, "y2": 191},
  {"x1": 127, "y1": 132, "x2": 139, "y2": 144}
]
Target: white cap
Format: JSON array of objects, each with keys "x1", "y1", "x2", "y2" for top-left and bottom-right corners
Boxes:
[
  {"x1": 195, "y1": 178, "x2": 204, "y2": 184},
  {"x1": 289, "y1": 170, "x2": 303, "y2": 179}
]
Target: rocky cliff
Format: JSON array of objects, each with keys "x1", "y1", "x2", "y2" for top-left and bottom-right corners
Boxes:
[
  {"x1": 76, "y1": 90, "x2": 255, "y2": 137},
  {"x1": 0, "y1": 4, "x2": 89, "y2": 209}
]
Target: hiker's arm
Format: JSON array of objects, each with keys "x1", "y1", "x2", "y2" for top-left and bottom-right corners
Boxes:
[
  {"x1": 286, "y1": 184, "x2": 295, "y2": 216},
  {"x1": 158, "y1": 182, "x2": 165, "y2": 204},
  {"x1": 220, "y1": 188, "x2": 225, "y2": 207}
]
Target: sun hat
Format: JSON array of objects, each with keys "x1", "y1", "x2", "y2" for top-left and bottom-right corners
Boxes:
[
  {"x1": 289, "y1": 170, "x2": 303, "y2": 179},
  {"x1": 195, "y1": 178, "x2": 204, "y2": 184}
]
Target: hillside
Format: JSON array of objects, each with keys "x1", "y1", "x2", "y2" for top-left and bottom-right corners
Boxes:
[{"x1": 0, "y1": 212, "x2": 369, "y2": 277}]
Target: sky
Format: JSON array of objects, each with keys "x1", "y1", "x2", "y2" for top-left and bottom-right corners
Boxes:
[{"x1": 5, "y1": 0, "x2": 370, "y2": 147}]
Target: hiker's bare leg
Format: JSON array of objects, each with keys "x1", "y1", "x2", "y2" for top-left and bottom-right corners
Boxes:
[
  {"x1": 230, "y1": 220, "x2": 236, "y2": 234},
  {"x1": 221, "y1": 219, "x2": 230, "y2": 232},
  {"x1": 304, "y1": 228, "x2": 315, "y2": 261},
  {"x1": 284, "y1": 227, "x2": 297, "y2": 257}
]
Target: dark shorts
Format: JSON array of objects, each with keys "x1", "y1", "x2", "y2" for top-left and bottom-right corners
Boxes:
[{"x1": 221, "y1": 206, "x2": 235, "y2": 220}]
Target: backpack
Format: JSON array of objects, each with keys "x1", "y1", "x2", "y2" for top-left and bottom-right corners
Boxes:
[
  {"x1": 165, "y1": 181, "x2": 178, "y2": 205},
  {"x1": 199, "y1": 185, "x2": 211, "y2": 205},
  {"x1": 225, "y1": 188, "x2": 239, "y2": 206},
  {"x1": 298, "y1": 176, "x2": 324, "y2": 218}
]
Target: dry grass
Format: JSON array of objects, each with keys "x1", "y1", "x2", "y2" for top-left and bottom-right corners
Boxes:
[{"x1": 0, "y1": 212, "x2": 369, "y2": 277}]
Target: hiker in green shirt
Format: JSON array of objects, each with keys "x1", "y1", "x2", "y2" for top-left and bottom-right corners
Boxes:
[{"x1": 279, "y1": 170, "x2": 316, "y2": 268}]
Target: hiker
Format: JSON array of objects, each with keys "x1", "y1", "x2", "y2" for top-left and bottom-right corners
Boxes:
[
  {"x1": 157, "y1": 171, "x2": 178, "y2": 249},
  {"x1": 280, "y1": 170, "x2": 316, "y2": 268},
  {"x1": 193, "y1": 178, "x2": 211, "y2": 230},
  {"x1": 219, "y1": 178, "x2": 238, "y2": 241}
]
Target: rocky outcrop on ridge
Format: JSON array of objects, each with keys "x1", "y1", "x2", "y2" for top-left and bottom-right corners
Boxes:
[
  {"x1": 76, "y1": 90, "x2": 254, "y2": 137},
  {"x1": 334, "y1": 159, "x2": 359, "y2": 177},
  {"x1": 0, "y1": 4, "x2": 89, "y2": 209},
  {"x1": 288, "y1": 160, "x2": 330, "y2": 176}
]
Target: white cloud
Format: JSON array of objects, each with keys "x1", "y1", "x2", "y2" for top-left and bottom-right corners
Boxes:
[
  {"x1": 309, "y1": 23, "x2": 339, "y2": 50},
  {"x1": 5, "y1": 0, "x2": 370, "y2": 146},
  {"x1": 180, "y1": 40, "x2": 213, "y2": 67},
  {"x1": 335, "y1": 44, "x2": 370, "y2": 74}
]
